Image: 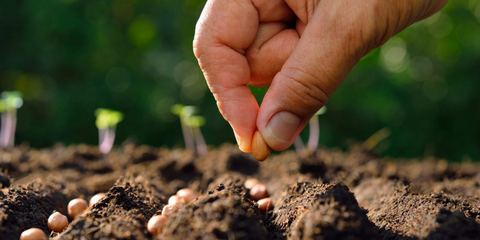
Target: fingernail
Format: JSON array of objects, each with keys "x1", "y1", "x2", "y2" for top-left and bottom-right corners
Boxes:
[
  {"x1": 266, "y1": 111, "x2": 301, "y2": 143},
  {"x1": 234, "y1": 131, "x2": 248, "y2": 152}
]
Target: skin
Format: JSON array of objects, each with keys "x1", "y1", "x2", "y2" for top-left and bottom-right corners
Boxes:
[{"x1": 194, "y1": 0, "x2": 449, "y2": 152}]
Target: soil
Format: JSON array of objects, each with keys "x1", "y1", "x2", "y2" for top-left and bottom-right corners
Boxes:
[{"x1": 1, "y1": 142, "x2": 480, "y2": 239}]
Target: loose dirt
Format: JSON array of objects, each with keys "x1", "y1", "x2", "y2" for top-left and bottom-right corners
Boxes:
[{"x1": 1, "y1": 143, "x2": 479, "y2": 239}]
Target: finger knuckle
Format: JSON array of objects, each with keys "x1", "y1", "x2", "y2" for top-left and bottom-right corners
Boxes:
[{"x1": 279, "y1": 68, "x2": 330, "y2": 117}]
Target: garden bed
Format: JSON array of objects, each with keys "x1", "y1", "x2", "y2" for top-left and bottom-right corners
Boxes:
[{"x1": 1, "y1": 143, "x2": 480, "y2": 239}]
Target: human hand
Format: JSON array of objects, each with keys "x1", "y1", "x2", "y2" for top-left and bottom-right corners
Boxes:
[{"x1": 193, "y1": 0, "x2": 448, "y2": 152}]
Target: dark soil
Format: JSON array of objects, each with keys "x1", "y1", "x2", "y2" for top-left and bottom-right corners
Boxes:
[{"x1": 1, "y1": 143, "x2": 480, "y2": 239}]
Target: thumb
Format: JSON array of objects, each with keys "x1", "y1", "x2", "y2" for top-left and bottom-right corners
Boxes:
[{"x1": 256, "y1": 3, "x2": 367, "y2": 151}]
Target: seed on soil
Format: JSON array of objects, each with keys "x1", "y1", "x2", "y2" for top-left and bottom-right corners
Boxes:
[
  {"x1": 252, "y1": 131, "x2": 271, "y2": 161},
  {"x1": 48, "y1": 212, "x2": 68, "y2": 232},
  {"x1": 20, "y1": 228, "x2": 47, "y2": 240},
  {"x1": 168, "y1": 195, "x2": 186, "y2": 206},
  {"x1": 147, "y1": 215, "x2": 168, "y2": 236},
  {"x1": 250, "y1": 183, "x2": 269, "y2": 200},
  {"x1": 176, "y1": 188, "x2": 198, "y2": 203},
  {"x1": 257, "y1": 198, "x2": 273, "y2": 212},
  {"x1": 68, "y1": 198, "x2": 88, "y2": 218},
  {"x1": 89, "y1": 193, "x2": 106, "y2": 207},
  {"x1": 162, "y1": 204, "x2": 180, "y2": 217},
  {"x1": 244, "y1": 178, "x2": 259, "y2": 189}
]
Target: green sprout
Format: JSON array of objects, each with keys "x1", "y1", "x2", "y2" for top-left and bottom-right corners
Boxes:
[
  {"x1": 171, "y1": 104, "x2": 207, "y2": 156},
  {"x1": 293, "y1": 106, "x2": 327, "y2": 155},
  {"x1": 363, "y1": 127, "x2": 391, "y2": 151},
  {"x1": 0, "y1": 91, "x2": 23, "y2": 149},
  {"x1": 95, "y1": 108, "x2": 123, "y2": 154},
  {"x1": 186, "y1": 115, "x2": 207, "y2": 156}
]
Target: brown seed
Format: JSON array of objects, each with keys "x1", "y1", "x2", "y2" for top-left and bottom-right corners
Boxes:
[
  {"x1": 168, "y1": 195, "x2": 186, "y2": 206},
  {"x1": 20, "y1": 228, "x2": 47, "y2": 240},
  {"x1": 48, "y1": 212, "x2": 68, "y2": 232},
  {"x1": 89, "y1": 193, "x2": 106, "y2": 207},
  {"x1": 176, "y1": 188, "x2": 198, "y2": 203},
  {"x1": 244, "y1": 178, "x2": 259, "y2": 189},
  {"x1": 147, "y1": 215, "x2": 168, "y2": 236},
  {"x1": 162, "y1": 204, "x2": 180, "y2": 217},
  {"x1": 252, "y1": 131, "x2": 271, "y2": 161},
  {"x1": 68, "y1": 198, "x2": 88, "y2": 219},
  {"x1": 258, "y1": 198, "x2": 274, "y2": 212},
  {"x1": 250, "y1": 183, "x2": 269, "y2": 200}
]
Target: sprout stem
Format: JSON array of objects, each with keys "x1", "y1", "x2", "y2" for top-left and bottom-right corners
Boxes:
[
  {"x1": 180, "y1": 119, "x2": 195, "y2": 151},
  {"x1": 193, "y1": 126, "x2": 207, "y2": 156},
  {"x1": 307, "y1": 115, "x2": 319, "y2": 152},
  {"x1": 363, "y1": 127, "x2": 391, "y2": 151},
  {"x1": 0, "y1": 112, "x2": 7, "y2": 147},
  {"x1": 95, "y1": 108, "x2": 123, "y2": 154},
  {"x1": 99, "y1": 126, "x2": 116, "y2": 154},
  {"x1": 293, "y1": 136, "x2": 305, "y2": 155},
  {"x1": 0, "y1": 110, "x2": 16, "y2": 149}
]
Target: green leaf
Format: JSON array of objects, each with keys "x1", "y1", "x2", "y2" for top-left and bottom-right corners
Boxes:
[
  {"x1": 1, "y1": 91, "x2": 23, "y2": 110},
  {"x1": 186, "y1": 115, "x2": 205, "y2": 127},
  {"x1": 315, "y1": 106, "x2": 327, "y2": 115},
  {"x1": 95, "y1": 108, "x2": 124, "y2": 129},
  {"x1": 171, "y1": 104, "x2": 185, "y2": 116},
  {"x1": 0, "y1": 100, "x2": 5, "y2": 112}
]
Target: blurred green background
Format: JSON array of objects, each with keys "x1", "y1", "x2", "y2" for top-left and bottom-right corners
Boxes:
[{"x1": 1, "y1": 0, "x2": 479, "y2": 161}]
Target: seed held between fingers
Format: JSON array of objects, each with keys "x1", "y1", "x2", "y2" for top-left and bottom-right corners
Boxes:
[
  {"x1": 250, "y1": 183, "x2": 269, "y2": 200},
  {"x1": 48, "y1": 212, "x2": 68, "y2": 233},
  {"x1": 20, "y1": 228, "x2": 47, "y2": 240},
  {"x1": 68, "y1": 198, "x2": 88, "y2": 219},
  {"x1": 147, "y1": 215, "x2": 168, "y2": 236},
  {"x1": 176, "y1": 188, "x2": 198, "y2": 203},
  {"x1": 258, "y1": 198, "x2": 274, "y2": 212},
  {"x1": 252, "y1": 131, "x2": 271, "y2": 161}
]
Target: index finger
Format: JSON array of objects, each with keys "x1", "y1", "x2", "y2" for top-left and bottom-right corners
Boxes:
[
  {"x1": 193, "y1": 0, "x2": 259, "y2": 152},
  {"x1": 193, "y1": 0, "x2": 291, "y2": 152}
]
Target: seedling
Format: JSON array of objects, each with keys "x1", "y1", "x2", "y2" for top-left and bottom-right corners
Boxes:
[
  {"x1": 186, "y1": 115, "x2": 207, "y2": 156},
  {"x1": 171, "y1": 104, "x2": 208, "y2": 156},
  {"x1": 171, "y1": 104, "x2": 196, "y2": 151},
  {"x1": 0, "y1": 91, "x2": 23, "y2": 149},
  {"x1": 293, "y1": 107, "x2": 327, "y2": 155},
  {"x1": 363, "y1": 127, "x2": 391, "y2": 151},
  {"x1": 95, "y1": 108, "x2": 123, "y2": 154}
]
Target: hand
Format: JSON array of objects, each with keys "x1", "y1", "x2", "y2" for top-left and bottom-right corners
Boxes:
[{"x1": 193, "y1": 0, "x2": 448, "y2": 152}]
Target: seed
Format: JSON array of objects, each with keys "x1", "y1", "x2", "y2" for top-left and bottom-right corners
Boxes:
[
  {"x1": 162, "y1": 204, "x2": 180, "y2": 217},
  {"x1": 176, "y1": 189, "x2": 198, "y2": 203},
  {"x1": 168, "y1": 195, "x2": 186, "y2": 206},
  {"x1": 68, "y1": 198, "x2": 88, "y2": 219},
  {"x1": 244, "y1": 178, "x2": 259, "y2": 189},
  {"x1": 252, "y1": 131, "x2": 271, "y2": 161},
  {"x1": 258, "y1": 198, "x2": 274, "y2": 212},
  {"x1": 250, "y1": 183, "x2": 269, "y2": 200},
  {"x1": 20, "y1": 228, "x2": 47, "y2": 240},
  {"x1": 48, "y1": 212, "x2": 68, "y2": 233},
  {"x1": 89, "y1": 193, "x2": 106, "y2": 207},
  {"x1": 147, "y1": 215, "x2": 168, "y2": 236}
]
